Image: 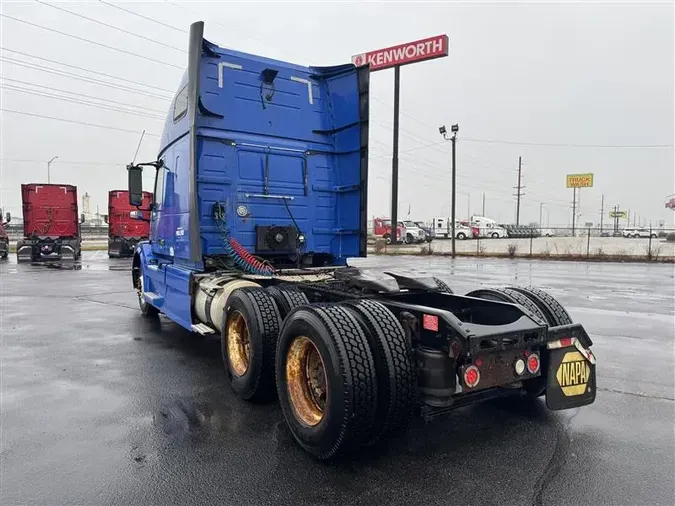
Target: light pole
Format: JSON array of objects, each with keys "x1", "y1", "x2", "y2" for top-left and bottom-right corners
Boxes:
[
  {"x1": 47, "y1": 156, "x2": 59, "y2": 184},
  {"x1": 540, "y1": 203, "x2": 550, "y2": 228},
  {"x1": 440, "y1": 123, "x2": 459, "y2": 258}
]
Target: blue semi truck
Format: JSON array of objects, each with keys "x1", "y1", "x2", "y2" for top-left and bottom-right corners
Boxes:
[{"x1": 126, "y1": 22, "x2": 597, "y2": 460}]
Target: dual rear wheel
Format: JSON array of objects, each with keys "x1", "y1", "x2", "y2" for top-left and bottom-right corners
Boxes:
[{"x1": 221, "y1": 286, "x2": 416, "y2": 459}]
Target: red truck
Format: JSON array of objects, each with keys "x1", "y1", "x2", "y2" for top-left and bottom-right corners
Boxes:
[
  {"x1": 106, "y1": 190, "x2": 152, "y2": 258},
  {"x1": 373, "y1": 217, "x2": 405, "y2": 244},
  {"x1": 0, "y1": 210, "x2": 10, "y2": 259},
  {"x1": 17, "y1": 184, "x2": 84, "y2": 262}
]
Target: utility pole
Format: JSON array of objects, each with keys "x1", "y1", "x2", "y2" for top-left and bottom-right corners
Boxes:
[
  {"x1": 440, "y1": 124, "x2": 459, "y2": 258},
  {"x1": 513, "y1": 156, "x2": 524, "y2": 225},
  {"x1": 599, "y1": 194, "x2": 605, "y2": 234},
  {"x1": 627, "y1": 209, "x2": 631, "y2": 227},
  {"x1": 47, "y1": 156, "x2": 59, "y2": 184},
  {"x1": 390, "y1": 66, "x2": 401, "y2": 244},
  {"x1": 571, "y1": 188, "x2": 577, "y2": 235},
  {"x1": 482, "y1": 193, "x2": 486, "y2": 216},
  {"x1": 539, "y1": 202, "x2": 544, "y2": 229}
]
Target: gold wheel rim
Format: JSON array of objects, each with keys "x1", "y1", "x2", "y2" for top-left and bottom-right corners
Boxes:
[
  {"x1": 286, "y1": 336, "x2": 328, "y2": 427},
  {"x1": 226, "y1": 311, "x2": 251, "y2": 377}
]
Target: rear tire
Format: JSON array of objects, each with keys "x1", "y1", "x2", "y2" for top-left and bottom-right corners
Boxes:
[
  {"x1": 465, "y1": 287, "x2": 548, "y2": 325},
  {"x1": 223, "y1": 288, "x2": 281, "y2": 401},
  {"x1": 457, "y1": 232, "x2": 466, "y2": 240},
  {"x1": 507, "y1": 286, "x2": 572, "y2": 327},
  {"x1": 506, "y1": 287, "x2": 573, "y2": 398},
  {"x1": 342, "y1": 300, "x2": 416, "y2": 445},
  {"x1": 433, "y1": 277, "x2": 453, "y2": 294},
  {"x1": 491, "y1": 232, "x2": 499, "y2": 239},
  {"x1": 276, "y1": 304, "x2": 377, "y2": 460},
  {"x1": 266, "y1": 285, "x2": 309, "y2": 319}
]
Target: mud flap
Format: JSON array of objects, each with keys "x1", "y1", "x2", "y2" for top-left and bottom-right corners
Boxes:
[
  {"x1": 16, "y1": 244, "x2": 34, "y2": 263},
  {"x1": 60, "y1": 245, "x2": 77, "y2": 261},
  {"x1": 546, "y1": 346, "x2": 596, "y2": 410},
  {"x1": 108, "y1": 241, "x2": 122, "y2": 258}
]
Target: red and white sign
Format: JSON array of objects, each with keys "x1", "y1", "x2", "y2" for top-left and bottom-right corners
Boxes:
[{"x1": 352, "y1": 35, "x2": 449, "y2": 71}]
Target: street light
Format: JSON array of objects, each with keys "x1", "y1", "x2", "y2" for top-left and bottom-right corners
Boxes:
[
  {"x1": 47, "y1": 156, "x2": 59, "y2": 184},
  {"x1": 439, "y1": 123, "x2": 459, "y2": 258}
]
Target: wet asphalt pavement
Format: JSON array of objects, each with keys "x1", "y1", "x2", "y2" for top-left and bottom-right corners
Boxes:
[{"x1": 1, "y1": 253, "x2": 673, "y2": 505}]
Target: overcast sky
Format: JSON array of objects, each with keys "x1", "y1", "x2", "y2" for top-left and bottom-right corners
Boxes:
[{"x1": 1, "y1": 1, "x2": 673, "y2": 228}]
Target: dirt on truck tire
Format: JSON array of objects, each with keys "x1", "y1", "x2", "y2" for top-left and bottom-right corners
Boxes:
[
  {"x1": 223, "y1": 288, "x2": 281, "y2": 401},
  {"x1": 276, "y1": 304, "x2": 377, "y2": 460},
  {"x1": 343, "y1": 300, "x2": 416, "y2": 445}
]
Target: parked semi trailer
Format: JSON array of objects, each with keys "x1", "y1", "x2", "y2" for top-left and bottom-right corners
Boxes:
[
  {"x1": 107, "y1": 189, "x2": 152, "y2": 258},
  {"x1": 17, "y1": 184, "x2": 84, "y2": 262},
  {"x1": 126, "y1": 22, "x2": 597, "y2": 460},
  {"x1": 0, "y1": 210, "x2": 10, "y2": 259}
]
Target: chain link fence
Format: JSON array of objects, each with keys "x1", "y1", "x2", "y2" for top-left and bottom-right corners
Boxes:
[{"x1": 370, "y1": 226, "x2": 675, "y2": 262}]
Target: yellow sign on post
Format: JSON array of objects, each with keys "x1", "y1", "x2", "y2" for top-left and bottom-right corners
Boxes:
[{"x1": 566, "y1": 173, "x2": 594, "y2": 188}]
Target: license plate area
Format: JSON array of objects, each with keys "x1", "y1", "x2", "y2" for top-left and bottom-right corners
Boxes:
[
  {"x1": 546, "y1": 346, "x2": 596, "y2": 410},
  {"x1": 460, "y1": 349, "x2": 541, "y2": 391}
]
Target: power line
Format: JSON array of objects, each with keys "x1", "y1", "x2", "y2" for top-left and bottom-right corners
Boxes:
[
  {"x1": 34, "y1": 0, "x2": 187, "y2": 53},
  {"x1": 0, "y1": 157, "x2": 127, "y2": 167},
  {"x1": 460, "y1": 137, "x2": 673, "y2": 149},
  {"x1": 0, "y1": 108, "x2": 161, "y2": 136},
  {"x1": 0, "y1": 13, "x2": 183, "y2": 70},
  {"x1": 0, "y1": 57, "x2": 172, "y2": 101},
  {"x1": 99, "y1": 0, "x2": 187, "y2": 34},
  {"x1": 0, "y1": 47, "x2": 175, "y2": 95},
  {"x1": 1, "y1": 84, "x2": 166, "y2": 121},
  {"x1": 369, "y1": 140, "x2": 446, "y2": 159},
  {"x1": 0, "y1": 76, "x2": 167, "y2": 115}
]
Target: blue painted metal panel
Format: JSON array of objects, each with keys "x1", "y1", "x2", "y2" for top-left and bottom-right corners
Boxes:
[
  {"x1": 193, "y1": 45, "x2": 367, "y2": 264},
  {"x1": 163, "y1": 264, "x2": 193, "y2": 330},
  {"x1": 139, "y1": 21, "x2": 369, "y2": 333}
]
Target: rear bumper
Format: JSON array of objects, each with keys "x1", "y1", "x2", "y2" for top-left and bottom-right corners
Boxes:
[{"x1": 16, "y1": 238, "x2": 80, "y2": 262}]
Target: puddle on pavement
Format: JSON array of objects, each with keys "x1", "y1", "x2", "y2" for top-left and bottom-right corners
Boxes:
[
  {"x1": 154, "y1": 398, "x2": 214, "y2": 436},
  {"x1": 22, "y1": 261, "x2": 131, "y2": 271}
]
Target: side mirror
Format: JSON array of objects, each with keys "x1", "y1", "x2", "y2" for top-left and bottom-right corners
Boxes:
[
  {"x1": 4, "y1": 212, "x2": 10, "y2": 223},
  {"x1": 127, "y1": 164, "x2": 143, "y2": 207},
  {"x1": 103, "y1": 215, "x2": 109, "y2": 224},
  {"x1": 80, "y1": 213, "x2": 86, "y2": 224}
]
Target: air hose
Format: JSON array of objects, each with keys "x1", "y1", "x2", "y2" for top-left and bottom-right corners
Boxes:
[{"x1": 225, "y1": 237, "x2": 275, "y2": 276}]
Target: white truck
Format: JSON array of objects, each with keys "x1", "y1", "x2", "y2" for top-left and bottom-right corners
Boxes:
[
  {"x1": 470, "y1": 215, "x2": 508, "y2": 238},
  {"x1": 401, "y1": 221, "x2": 427, "y2": 244}
]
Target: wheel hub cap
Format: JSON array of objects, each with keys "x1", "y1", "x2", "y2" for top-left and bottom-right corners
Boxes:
[
  {"x1": 226, "y1": 311, "x2": 251, "y2": 377},
  {"x1": 286, "y1": 336, "x2": 327, "y2": 426}
]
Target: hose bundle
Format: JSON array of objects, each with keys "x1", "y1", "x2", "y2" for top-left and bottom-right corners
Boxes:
[{"x1": 225, "y1": 237, "x2": 275, "y2": 276}]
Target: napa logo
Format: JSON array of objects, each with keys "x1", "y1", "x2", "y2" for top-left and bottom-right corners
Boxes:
[{"x1": 556, "y1": 351, "x2": 591, "y2": 396}]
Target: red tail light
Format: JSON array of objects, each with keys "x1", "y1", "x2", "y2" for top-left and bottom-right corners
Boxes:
[
  {"x1": 527, "y1": 353, "x2": 540, "y2": 374},
  {"x1": 464, "y1": 365, "x2": 480, "y2": 388}
]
